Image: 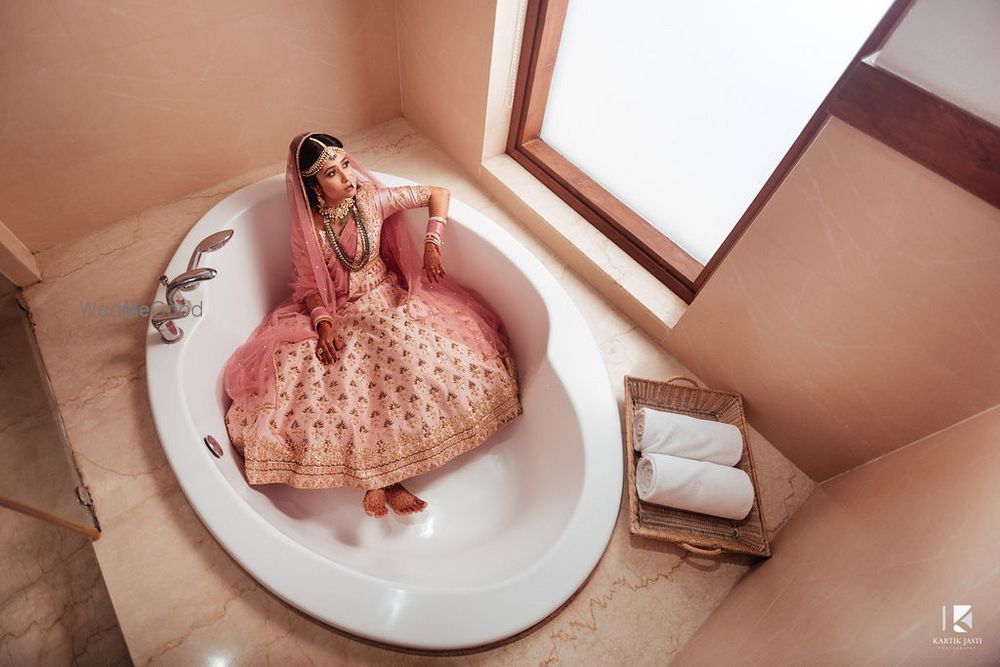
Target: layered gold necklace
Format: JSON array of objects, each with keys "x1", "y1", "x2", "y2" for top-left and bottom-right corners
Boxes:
[{"x1": 318, "y1": 196, "x2": 371, "y2": 272}]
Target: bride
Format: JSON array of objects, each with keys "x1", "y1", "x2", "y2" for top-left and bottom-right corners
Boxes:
[{"x1": 222, "y1": 132, "x2": 523, "y2": 518}]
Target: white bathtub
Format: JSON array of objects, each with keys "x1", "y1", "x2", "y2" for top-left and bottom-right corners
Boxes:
[{"x1": 145, "y1": 173, "x2": 622, "y2": 651}]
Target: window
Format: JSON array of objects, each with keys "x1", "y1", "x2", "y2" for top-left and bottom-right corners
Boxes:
[{"x1": 508, "y1": 0, "x2": 910, "y2": 302}]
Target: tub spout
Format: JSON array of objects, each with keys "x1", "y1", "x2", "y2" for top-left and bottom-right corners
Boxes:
[
  {"x1": 165, "y1": 267, "x2": 217, "y2": 308},
  {"x1": 151, "y1": 267, "x2": 217, "y2": 343}
]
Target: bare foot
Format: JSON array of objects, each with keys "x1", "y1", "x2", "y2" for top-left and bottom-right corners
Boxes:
[
  {"x1": 384, "y1": 482, "x2": 428, "y2": 515},
  {"x1": 363, "y1": 488, "x2": 388, "y2": 517}
]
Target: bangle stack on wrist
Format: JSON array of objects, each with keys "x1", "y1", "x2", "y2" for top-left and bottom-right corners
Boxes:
[
  {"x1": 310, "y1": 305, "x2": 334, "y2": 331},
  {"x1": 424, "y1": 215, "x2": 448, "y2": 249}
]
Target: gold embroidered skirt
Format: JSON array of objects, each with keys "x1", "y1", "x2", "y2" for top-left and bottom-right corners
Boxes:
[{"x1": 225, "y1": 272, "x2": 523, "y2": 490}]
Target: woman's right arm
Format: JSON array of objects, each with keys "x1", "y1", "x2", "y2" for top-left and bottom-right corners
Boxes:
[{"x1": 304, "y1": 291, "x2": 342, "y2": 363}]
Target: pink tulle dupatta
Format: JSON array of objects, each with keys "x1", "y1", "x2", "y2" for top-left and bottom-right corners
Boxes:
[{"x1": 223, "y1": 132, "x2": 512, "y2": 408}]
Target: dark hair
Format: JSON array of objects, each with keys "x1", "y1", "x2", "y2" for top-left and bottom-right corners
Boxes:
[{"x1": 298, "y1": 133, "x2": 344, "y2": 210}]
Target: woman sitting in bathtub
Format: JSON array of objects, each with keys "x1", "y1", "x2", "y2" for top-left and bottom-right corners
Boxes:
[{"x1": 222, "y1": 132, "x2": 522, "y2": 518}]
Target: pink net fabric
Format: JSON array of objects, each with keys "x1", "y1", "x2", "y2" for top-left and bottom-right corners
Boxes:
[{"x1": 222, "y1": 132, "x2": 512, "y2": 407}]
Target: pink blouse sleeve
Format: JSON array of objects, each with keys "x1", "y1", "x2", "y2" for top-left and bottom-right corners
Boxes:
[{"x1": 376, "y1": 184, "x2": 433, "y2": 219}]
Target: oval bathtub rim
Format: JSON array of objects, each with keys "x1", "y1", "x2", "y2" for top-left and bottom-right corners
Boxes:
[{"x1": 145, "y1": 171, "x2": 623, "y2": 650}]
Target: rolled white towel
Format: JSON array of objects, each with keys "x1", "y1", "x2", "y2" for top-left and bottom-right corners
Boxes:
[
  {"x1": 635, "y1": 453, "x2": 755, "y2": 520},
  {"x1": 633, "y1": 407, "x2": 743, "y2": 466}
]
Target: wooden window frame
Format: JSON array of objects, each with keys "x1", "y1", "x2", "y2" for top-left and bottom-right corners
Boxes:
[
  {"x1": 507, "y1": 0, "x2": 915, "y2": 304},
  {"x1": 831, "y1": 62, "x2": 1000, "y2": 210}
]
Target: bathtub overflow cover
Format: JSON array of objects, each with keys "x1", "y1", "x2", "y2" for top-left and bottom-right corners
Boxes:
[{"x1": 204, "y1": 435, "x2": 224, "y2": 458}]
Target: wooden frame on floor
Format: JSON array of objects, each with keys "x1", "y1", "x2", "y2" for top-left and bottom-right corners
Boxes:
[{"x1": 0, "y1": 494, "x2": 100, "y2": 540}]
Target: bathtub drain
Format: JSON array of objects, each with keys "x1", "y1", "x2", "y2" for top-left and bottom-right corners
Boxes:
[{"x1": 204, "y1": 435, "x2": 224, "y2": 458}]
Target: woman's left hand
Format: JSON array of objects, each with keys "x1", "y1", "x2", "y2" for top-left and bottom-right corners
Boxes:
[{"x1": 424, "y1": 242, "x2": 446, "y2": 285}]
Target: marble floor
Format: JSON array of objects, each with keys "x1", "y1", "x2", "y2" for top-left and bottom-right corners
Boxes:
[
  {"x1": 0, "y1": 511, "x2": 131, "y2": 666},
  {"x1": 14, "y1": 118, "x2": 815, "y2": 665},
  {"x1": 0, "y1": 277, "x2": 130, "y2": 666}
]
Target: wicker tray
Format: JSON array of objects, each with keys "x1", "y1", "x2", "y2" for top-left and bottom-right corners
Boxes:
[{"x1": 624, "y1": 375, "x2": 771, "y2": 558}]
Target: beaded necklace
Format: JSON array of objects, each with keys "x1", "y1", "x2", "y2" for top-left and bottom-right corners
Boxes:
[{"x1": 319, "y1": 198, "x2": 371, "y2": 272}]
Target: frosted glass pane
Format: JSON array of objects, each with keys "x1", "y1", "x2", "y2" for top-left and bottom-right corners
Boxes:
[
  {"x1": 540, "y1": 0, "x2": 893, "y2": 264},
  {"x1": 876, "y1": 0, "x2": 1000, "y2": 127}
]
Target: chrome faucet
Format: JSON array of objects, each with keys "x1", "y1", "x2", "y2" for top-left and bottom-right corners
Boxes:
[
  {"x1": 180, "y1": 229, "x2": 233, "y2": 291},
  {"x1": 150, "y1": 229, "x2": 232, "y2": 343},
  {"x1": 151, "y1": 267, "x2": 217, "y2": 343}
]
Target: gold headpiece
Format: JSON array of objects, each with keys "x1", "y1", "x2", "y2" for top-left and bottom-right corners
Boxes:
[{"x1": 301, "y1": 137, "x2": 347, "y2": 177}]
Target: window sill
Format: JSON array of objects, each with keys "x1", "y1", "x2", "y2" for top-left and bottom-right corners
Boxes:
[{"x1": 478, "y1": 154, "x2": 687, "y2": 340}]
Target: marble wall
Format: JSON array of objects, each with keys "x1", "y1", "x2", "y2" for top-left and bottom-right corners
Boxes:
[
  {"x1": 0, "y1": 0, "x2": 401, "y2": 254},
  {"x1": 665, "y1": 117, "x2": 1000, "y2": 481},
  {"x1": 396, "y1": 0, "x2": 499, "y2": 177},
  {"x1": 674, "y1": 402, "x2": 1000, "y2": 665}
]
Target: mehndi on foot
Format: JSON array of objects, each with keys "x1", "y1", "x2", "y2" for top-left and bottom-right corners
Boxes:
[
  {"x1": 363, "y1": 488, "x2": 388, "y2": 517},
  {"x1": 384, "y1": 482, "x2": 428, "y2": 515}
]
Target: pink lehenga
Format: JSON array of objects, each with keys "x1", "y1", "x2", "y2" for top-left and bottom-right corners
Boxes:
[{"x1": 222, "y1": 133, "x2": 522, "y2": 490}]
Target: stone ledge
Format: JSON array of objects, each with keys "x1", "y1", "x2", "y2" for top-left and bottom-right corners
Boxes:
[{"x1": 477, "y1": 153, "x2": 687, "y2": 343}]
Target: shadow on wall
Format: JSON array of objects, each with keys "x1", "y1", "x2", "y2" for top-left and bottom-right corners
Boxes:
[{"x1": 663, "y1": 117, "x2": 1000, "y2": 482}]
